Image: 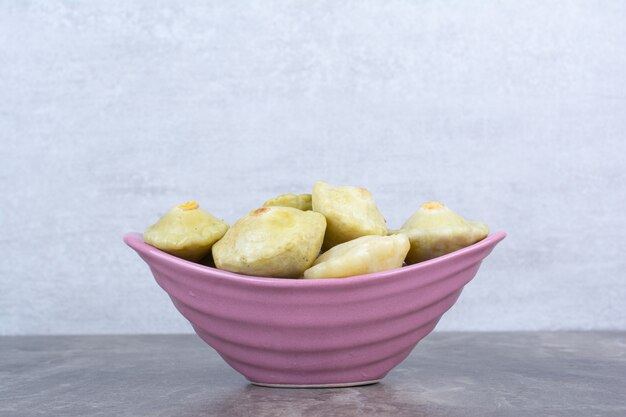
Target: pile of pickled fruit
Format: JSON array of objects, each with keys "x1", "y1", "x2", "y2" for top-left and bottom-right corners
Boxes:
[{"x1": 143, "y1": 181, "x2": 489, "y2": 279}]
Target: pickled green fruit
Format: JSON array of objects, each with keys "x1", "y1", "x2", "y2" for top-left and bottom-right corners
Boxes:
[
  {"x1": 398, "y1": 201, "x2": 488, "y2": 264},
  {"x1": 143, "y1": 201, "x2": 229, "y2": 262},
  {"x1": 312, "y1": 181, "x2": 387, "y2": 251},
  {"x1": 263, "y1": 193, "x2": 312, "y2": 211},
  {"x1": 303, "y1": 234, "x2": 410, "y2": 279},
  {"x1": 212, "y1": 206, "x2": 326, "y2": 278}
]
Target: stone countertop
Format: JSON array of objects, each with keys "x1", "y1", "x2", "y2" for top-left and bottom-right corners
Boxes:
[{"x1": 2, "y1": 332, "x2": 625, "y2": 417}]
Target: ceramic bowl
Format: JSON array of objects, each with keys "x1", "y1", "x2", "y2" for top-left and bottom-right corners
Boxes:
[{"x1": 124, "y1": 231, "x2": 506, "y2": 387}]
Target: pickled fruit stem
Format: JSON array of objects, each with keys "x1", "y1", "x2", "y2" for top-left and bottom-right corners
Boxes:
[
  {"x1": 179, "y1": 201, "x2": 199, "y2": 211},
  {"x1": 422, "y1": 201, "x2": 444, "y2": 210}
]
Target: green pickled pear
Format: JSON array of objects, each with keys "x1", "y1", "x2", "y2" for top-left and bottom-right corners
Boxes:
[
  {"x1": 312, "y1": 181, "x2": 387, "y2": 251},
  {"x1": 143, "y1": 201, "x2": 229, "y2": 262},
  {"x1": 398, "y1": 201, "x2": 489, "y2": 264},
  {"x1": 212, "y1": 206, "x2": 326, "y2": 278},
  {"x1": 263, "y1": 193, "x2": 312, "y2": 211},
  {"x1": 303, "y1": 234, "x2": 409, "y2": 279}
]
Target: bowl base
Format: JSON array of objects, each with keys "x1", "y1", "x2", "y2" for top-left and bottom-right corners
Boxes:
[{"x1": 248, "y1": 379, "x2": 381, "y2": 388}]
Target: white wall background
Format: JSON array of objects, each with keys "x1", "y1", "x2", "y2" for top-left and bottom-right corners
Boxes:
[{"x1": 1, "y1": 1, "x2": 625, "y2": 335}]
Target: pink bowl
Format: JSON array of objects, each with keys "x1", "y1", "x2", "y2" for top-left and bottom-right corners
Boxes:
[{"x1": 124, "y1": 231, "x2": 506, "y2": 387}]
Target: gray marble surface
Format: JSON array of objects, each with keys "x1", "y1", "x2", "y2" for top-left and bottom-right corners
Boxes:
[{"x1": 2, "y1": 332, "x2": 625, "y2": 417}]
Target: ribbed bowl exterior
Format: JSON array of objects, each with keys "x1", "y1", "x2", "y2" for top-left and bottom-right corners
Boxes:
[{"x1": 125, "y1": 231, "x2": 506, "y2": 386}]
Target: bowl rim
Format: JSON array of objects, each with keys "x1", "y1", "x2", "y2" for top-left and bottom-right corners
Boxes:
[{"x1": 124, "y1": 231, "x2": 506, "y2": 288}]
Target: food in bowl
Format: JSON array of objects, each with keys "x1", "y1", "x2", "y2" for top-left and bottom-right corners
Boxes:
[
  {"x1": 398, "y1": 201, "x2": 489, "y2": 264},
  {"x1": 143, "y1": 201, "x2": 229, "y2": 262},
  {"x1": 140, "y1": 182, "x2": 492, "y2": 278},
  {"x1": 312, "y1": 181, "x2": 388, "y2": 251},
  {"x1": 303, "y1": 234, "x2": 410, "y2": 279},
  {"x1": 212, "y1": 206, "x2": 326, "y2": 278},
  {"x1": 127, "y1": 182, "x2": 505, "y2": 386}
]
